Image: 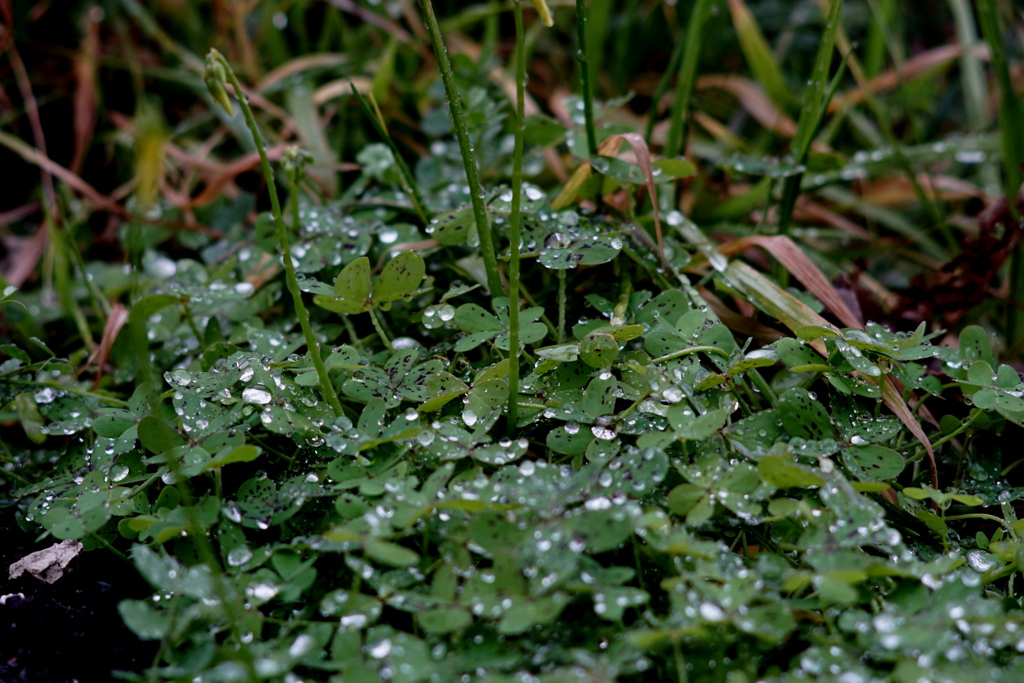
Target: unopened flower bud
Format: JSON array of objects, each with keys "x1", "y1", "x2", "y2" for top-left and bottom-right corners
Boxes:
[{"x1": 204, "y1": 50, "x2": 234, "y2": 116}]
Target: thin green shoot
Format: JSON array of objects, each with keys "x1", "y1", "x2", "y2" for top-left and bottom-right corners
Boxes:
[
  {"x1": 204, "y1": 49, "x2": 344, "y2": 418},
  {"x1": 418, "y1": 0, "x2": 504, "y2": 297},
  {"x1": 663, "y1": 0, "x2": 714, "y2": 159},
  {"x1": 506, "y1": 0, "x2": 528, "y2": 436},
  {"x1": 576, "y1": 0, "x2": 600, "y2": 200},
  {"x1": 775, "y1": 0, "x2": 844, "y2": 288},
  {"x1": 349, "y1": 83, "x2": 430, "y2": 226}
]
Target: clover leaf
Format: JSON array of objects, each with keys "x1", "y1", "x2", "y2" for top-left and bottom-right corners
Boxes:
[{"x1": 314, "y1": 251, "x2": 425, "y2": 315}]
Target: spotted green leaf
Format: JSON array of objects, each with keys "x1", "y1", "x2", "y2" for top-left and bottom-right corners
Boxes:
[
  {"x1": 580, "y1": 332, "x2": 618, "y2": 368},
  {"x1": 777, "y1": 387, "x2": 835, "y2": 441},
  {"x1": 372, "y1": 250, "x2": 425, "y2": 304},
  {"x1": 316, "y1": 256, "x2": 372, "y2": 314}
]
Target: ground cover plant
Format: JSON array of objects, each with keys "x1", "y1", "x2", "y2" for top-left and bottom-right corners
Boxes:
[{"x1": 3, "y1": 0, "x2": 1024, "y2": 680}]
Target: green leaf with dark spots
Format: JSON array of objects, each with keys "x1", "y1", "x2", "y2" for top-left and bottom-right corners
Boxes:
[
  {"x1": 777, "y1": 387, "x2": 835, "y2": 441},
  {"x1": 372, "y1": 250, "x2": 425, "y2": 303},
  {"x1": 580, "y1": 331, "x2": 618, "y2": 368},
  {"x1": 137, "y1": 416, "x2": 186, "y2": 454},
  {"x1": 758, "y1": 455, "x2": 824, "y2": 488},
  {"x1": 844, "y1": 445, "x2": 904, "y2": 481}
]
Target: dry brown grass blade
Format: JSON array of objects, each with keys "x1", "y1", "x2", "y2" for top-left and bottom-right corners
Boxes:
[
  {"x1": 397, "y1": 0, "x2": 427, "y2": 38},
  {"x1": 696, "y1": 75, "x2": 830, "y2": 152},
  {"x1": 698, "y1": 285, "x2": 787, "y2": 343},
  {"x1": 315, "y1": 76, "x2": 373, "y2": 105},
  {"x1": 82, "y1": 303, "x2": 129, "y2": 390},
  {"x1": 0, "y1": 0, "x2": 12, "y2": 53},
  {"x1": 0, "y1": 128, "x2": 220, "y2": 236},
  {"x1": 224, "y1": 81, "x2": 293, "y2": 125},
  {"x1": 722, "y1": 258, "x2": 937, "y2": 487},
  {"x1": 1, "y1": 227, "x2": 48, "y2": 287},
  {"x1": 860, "y1": 174, "x2": 985, "y2": 207},
  {"x1": 828, "y1": 43, "x2": 989, "y2": 113},
  {"x1": 551, "y1": 136, "x2": 624, "y2": 210},
  {"x1": 617, "y1": 133, "x2": 665, "y2": 265},
  {"x1": 550, "y1": 133, "x2": 665, "y2": 263},
  {"x1": 691, "y1": 111, "x2": 750, "y2": 150},
  {"x1": 0, "y1": 202, "x2": 41, "y2": 228},
  {"x1": 717, "y1": 234, "x2": 864, "y2": 328},
  {"x1": 190, "y1": 144, "x2": 293, "y2": 207},
  {"x1": 0, "y1": 130, "x2": 125, "y2": 216},
  {"x1": 70, "y1": 8, "x2": 100, "y2": 174},
  {"x1": 258, "y1": 54, "x2": 351, "y2": 92},
  {"x1": 323, "y1": 0, "x2": 413, "y2": 42},
  {"x1": 7, "y1": 39, "x2": 56, "y2": 210},
  {"x1": 795, "y1": 202, "x2": 873, "y2": 240},
  {"x1": 883, "y1": 375, "x2": 939, "y2": 490}
]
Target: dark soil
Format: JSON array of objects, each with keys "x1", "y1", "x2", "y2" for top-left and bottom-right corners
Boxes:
[{"x1": 0, "y1": 510, "x2": 157, "y2": 683}]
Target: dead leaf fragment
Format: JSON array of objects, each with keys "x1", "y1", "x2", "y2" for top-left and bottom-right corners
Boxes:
[{"x1": 9, "y1": 540, "x2": 83, "y2": 584}]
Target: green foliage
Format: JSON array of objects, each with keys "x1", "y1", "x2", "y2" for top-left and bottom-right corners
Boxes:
[{"x1": 3, "y1": 1, "x2": 1024, "y2": 682}]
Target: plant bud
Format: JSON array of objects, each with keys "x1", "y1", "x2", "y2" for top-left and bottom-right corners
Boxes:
[{"x1": 204, "y1": 50, "x2": 234, "y2": 116}]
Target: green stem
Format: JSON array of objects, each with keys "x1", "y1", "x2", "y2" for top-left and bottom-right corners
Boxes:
[
  {"x1": 368, "y1": 307, "x2": 394, "y2": 353},
  {"x1": 418, "y1": 0, "x2": 503, "y2": 297},
  {"x1": 747, "y1": 369, "x2": 778, "y2": 407},
  {"x1": 88, "y1": 532, "x2": 131, "y2": 564},
  {"x1": 645, "y1": 34, "x2": 686, "y2": 144},
  {"x1": 976, "y1": 0, "x2": 1024, "y2": 341},
  {"x1": 507, "y1": 1, "x2": 527, "y2": 437},
  {"x1": 906, "y1": 410, "x2": 983, "y2": 466},
  {"x1": 575, "y1": 0, "x2": 598, "y2": 158},
  {"x1": 976, "y1": 0, "x2": 1024, "y2": 201},
  {"x1": 210, "y1": 51, "x2": 343, "y2": 418},
  {"x1": 0, "y1": 467, "x2": 32, "y2": 486},
  {"x1": 557, "y1": 270, "x2": 567, "y2": 343},
  {"x1": 650, "y1": 345, "x2": 730, "y2": 365}
]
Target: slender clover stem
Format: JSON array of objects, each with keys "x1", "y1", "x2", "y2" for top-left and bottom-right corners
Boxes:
[
  {"x1": 418, "y1": 0, "x2": 503, "y2": 297},
  {"x1": 650, "y1": 345, "x2": 730, "y2": 364},
  {"x1": 368, "y1": 307, "x2": 395, "y2": 353},
  {"x1": 557, "y1": 270, "x2": 567, "y2": 343},
  {"x1": 204, "y1": 49, "x2": 343, "y2": 418},
  {"x1": 506, "y1": 1, "x2": 528, "y2": 436}
]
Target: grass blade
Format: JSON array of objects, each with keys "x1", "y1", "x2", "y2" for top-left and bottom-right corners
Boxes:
[
  {"x1": 349, "y1": 83, "x2": 430, "y2": 226},
  {"x1": 722, "y1": 259, "x2": 937, "y2": 486},
  {"x1": 663, "y1": 0, "x2": 714, "y2": 159},
  {"x1": 418, "y1": 0, "x2": 503, "y2": 297},
  {"x1": 976, "y1": 0, "x2": 1024, "y2": 343},
  {"x1": 727, "y1": 0, "x2": 790, "y2": 109}
]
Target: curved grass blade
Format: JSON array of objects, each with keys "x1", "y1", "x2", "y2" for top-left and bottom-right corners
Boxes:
[{"x1": 349, "y1": 82, "x2": 429, "y2": 225}]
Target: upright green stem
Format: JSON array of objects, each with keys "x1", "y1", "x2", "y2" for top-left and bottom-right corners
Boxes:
[
  {"x1": 368, "y1": 307, "x2": 395, "y2": 353},
  {"x1": 575, "y1": 0, "x2": 598, "y2": 158},
  {"x1": 206, "y1": 50, "x2": 343, "y2": 418},
  {"x1": 418, "y1": 0, "x2": 503, "y2": 297},
  {"x1": 506, "y1": 1, "x2": 527, "y2": 436},
  {"x1": 557, "y1": 270, "x2": 567, "y2": 343}
]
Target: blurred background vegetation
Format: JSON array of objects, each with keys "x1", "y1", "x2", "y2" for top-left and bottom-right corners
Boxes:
[{"x1": 1, "y1": 0, "x2": 1023, "y2": 354}]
